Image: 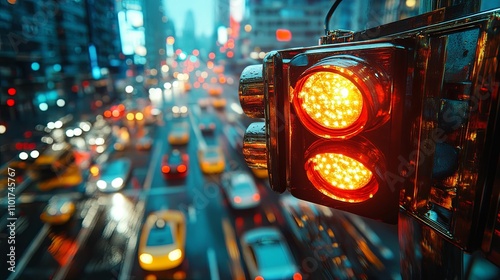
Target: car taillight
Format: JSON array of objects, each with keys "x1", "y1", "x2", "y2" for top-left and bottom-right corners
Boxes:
[
  {"x1": 177, "y1": 164, "x2": 187, "y2": 173},
  {"x1": 162, "y1": 166, "x2": 170, "y2": 173}
]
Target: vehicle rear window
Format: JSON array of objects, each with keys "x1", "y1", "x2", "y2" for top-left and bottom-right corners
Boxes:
[
  {"x1": 146, "y1": 223, "x2": 174, "y2": 246},
  {"x1": 168, "y1": 153, "x2": 182, "y2": 165},
  {"x1": 253, "y1": 239, "x2": 289, "y2": 268}
]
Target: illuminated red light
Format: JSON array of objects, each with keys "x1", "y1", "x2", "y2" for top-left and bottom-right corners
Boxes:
[
  {"x1": 276, "y1": 29, "x2": 292, "y2": 42},
  {"x1": 234, "y1": 196, "x2": 242, "y2": 204},
  {"x1": 304, "y1": 139, "x2": 384, "y2": 203},
  {"x1": 162, "y1": 166, "x2": 171, "y2": 173},
  {"x1": 6, "y1": 99, "x2": 15, "y2": 107},
  {"x1": 293, "y1": 273, "x2": 303, "y2": 280},
  {"x1": 7, "y1": 88, "x2": 16, "y2": 95},
  {"x1": 209, "y1": 52, "x2": 215, "y2": 60},
  {"x1": 104, "y1": 110, "x2": 112, "y2": 118},
  {"x1": 252, "y1": 193, "x2": 260, "y2": 201},
  {"x1": 255, "y1": 277, "x2": 264, "y2": 280},
  {"x1": 293, "y1": 55, "x2": 390, "y2": 139},
  {"x1": 177, "y1": 164, "x2": 187, "y2": 173},
  {"x1": 253, "y1": 213, "x2": 262, "y2": 225}
]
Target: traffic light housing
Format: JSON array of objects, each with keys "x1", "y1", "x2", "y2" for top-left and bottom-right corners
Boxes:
[{"x1": 239, "y1": 5, "x2": 500, "y2": 256}]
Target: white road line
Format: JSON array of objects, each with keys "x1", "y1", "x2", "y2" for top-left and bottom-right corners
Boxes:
[
  {"x1": 207, "y1": 248, "x2": 220, "y2": 280},
  {"x1": 7, "y1": 224, "x2": 50, "y2": 280},
  {"x1": 119, "y1": 137, "x2": 163, "y2": 280},
  {"x1": 188, "y1": 205, "x2": 196, "y2": 223},
  {"x1": 222, "y1": 218, "x2": 245, "y2": 280},
  {"x1": 119, "y1": 200, "x2": 145, "y2": 280},
  {"x1": 53, "y1": 201, "x2": 102, "y2": 280},
  {"x1": 189, "y1": 107, "x2": 207, "y2": 150},
  {"x1": 142, "y1": 140, "x2": 163, "y2": 191}
]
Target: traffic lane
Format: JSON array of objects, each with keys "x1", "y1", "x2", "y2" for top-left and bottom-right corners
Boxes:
[
  {"x1": 0, "y1": 202, "x2": 45, "y2": 280},
  {"x1": 15, "y1": 199, "x2": 101, "y2": 280},
  {"x1": 76, "y1": 194, "x2": 143, "y2": 280},
  {"x1": 16, "y1": 116, "x2": 159, "y2": 279},
  {"x1": 129, "y1": 176, "x2": 234, "y2": 279},
  {"x1": 128, "y1": 112, "x2": 234, "y2": 279},
  {"x1": 216, "y1": 129, "x2": 328, "y2": 279},
  {"x1": 3, "y1": 198, "x2": 101, "y2": 280}
]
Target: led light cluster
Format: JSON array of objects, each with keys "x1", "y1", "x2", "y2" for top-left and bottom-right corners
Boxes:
[
  {"x1": 308, "y1": 153, "x2": 373, "y2": 191},
  {"x1": 298, "y1": 72, "x2": 363, "y2": 130},
  {"x1": 295, "y1": 55, "x2": 390, "y2": 203}
]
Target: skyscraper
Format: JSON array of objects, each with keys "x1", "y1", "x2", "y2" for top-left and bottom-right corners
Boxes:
[{"x1": 0, "y1": 0, "x2": 121, "y2": 120}]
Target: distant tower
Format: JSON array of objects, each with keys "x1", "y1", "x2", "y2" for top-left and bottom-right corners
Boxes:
[
  {"x1": 179, "y1": 9, "x2": 196, "y2": 52},
  {"x1": 144, "y1": 0, "x2": 170, "y2": 71}
]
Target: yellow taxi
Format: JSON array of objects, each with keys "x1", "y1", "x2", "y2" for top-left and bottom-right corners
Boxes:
[
  {"x1": 38, "y1": 164, "x2": 83, "y2": 191},
  {"x1": 198, "y1": 146, "x2": 225, "y2": 174},
  {"x1": 168, "y1": 122, "x2": 190, "y2": 145},
  {"x1": 211, "y1": 97, "x2": 226, "y2": 109},
  {"x1": 40, "y1": 196, "x2": 76, "y2": 225},
  {"x1": 207, "y1": 86, "x2": 222, "y2": 96},
  {"x1": 138, "y1": 210, "x2": 186, "y2": 271}
]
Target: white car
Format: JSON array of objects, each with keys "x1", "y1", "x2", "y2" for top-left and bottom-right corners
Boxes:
[
  {"x1": 92, "y1": 158, "x2": 132, "y2": 192},
  {"x1": 221, "y1": 171, "x2": 260, "y2": 209},
  {"x1": 241, "y1": 227, "x2": 301, "y2": 280}
]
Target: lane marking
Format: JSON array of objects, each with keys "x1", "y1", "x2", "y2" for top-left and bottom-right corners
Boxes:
[
  {"x1": 188, "y1": 205, "x2": 196, "y2": 223},
  {"x1": 207, "y1": 248, "x2": 220, "y2": 280},
  {"x1": 222, "y1": 218, "x2": 245, "y2": 280},
  {"x1": 7, "y1": 224, "x2": 50, "y2": 280},
  {"x1": 119, "y1": 136, "x2": 164, "y2": 279},
  {"x1": 189, "y1": 106, "x2": 207, "y2": 151}
]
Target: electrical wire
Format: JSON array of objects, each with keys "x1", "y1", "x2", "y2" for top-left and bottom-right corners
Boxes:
[{"x1": 324, "y1": 0, "x2": 344, "y2": 35}]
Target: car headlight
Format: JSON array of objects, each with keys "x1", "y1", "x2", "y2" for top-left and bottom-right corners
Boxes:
[
  {"x1": 139, "y1": 253, "x2": 153, "y2": 264},
  {"x1": 111, "y1": 178, "x2": 124, "y2": 189},
  {"x1": 96, "y1": 180, "x2": 107, "y2": 190},
  {"x1": 168, "y1": 249, "x2": 182, "y2": 261}
]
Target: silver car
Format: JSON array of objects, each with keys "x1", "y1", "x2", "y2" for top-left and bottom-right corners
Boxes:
[
  {"x1": 241, "y1": 227, "x2": 301, "y2": 280},
  {"x1": 221, "y1": 171, "x2": 260, "y2": 209}
]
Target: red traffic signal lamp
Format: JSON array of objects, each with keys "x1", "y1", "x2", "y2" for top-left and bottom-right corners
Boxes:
[
  {"x1": 239, "y1": 5, "x2": 500, "y2": 257},
  {"x1": 240, "y1": 39, "x2": 411, "y2": 224}
]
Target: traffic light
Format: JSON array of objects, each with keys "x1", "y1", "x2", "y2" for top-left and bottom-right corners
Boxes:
[{"x1": 239, "y1": 4, "x2": 500, "y2": 256}]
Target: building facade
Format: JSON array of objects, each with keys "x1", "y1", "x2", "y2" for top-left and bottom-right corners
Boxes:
[{"x1": 0, "y1": 0, "x2": 121, "y2": 121}]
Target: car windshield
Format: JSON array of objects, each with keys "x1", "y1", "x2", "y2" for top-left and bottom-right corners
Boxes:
[
  {"x1": 233, "y1": 181, "x2": 253, "y2": 191},
  {"x1": 102, "y1": 159, "x2": 129, "y2": 177},
  {"x1": 171, "y1": 124, "x2": 188, "y2": 135},
  {"x1": 168, "y1": 151, "x2": 183, "y2": 165},
  {"x1": 205, "y1": 150, "x2": 219, "y2": 159},
  {"x1": 146, "y1": 222, "x2": 175, "y2": 246},
  {"x1": 252, "y1": 238, "x2": 290, "y2": 269}
]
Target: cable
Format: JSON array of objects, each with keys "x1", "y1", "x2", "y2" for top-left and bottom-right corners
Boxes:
[{"x1": 324, "y1": 0, "x2": 344, "y2": 35}]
